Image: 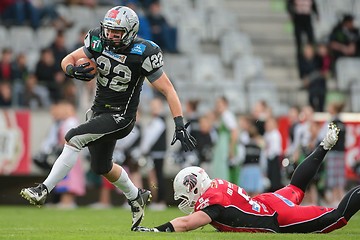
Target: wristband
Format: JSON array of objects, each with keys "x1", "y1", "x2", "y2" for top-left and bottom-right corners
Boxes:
[
  {"x1": 155, "y1": 222, "x2": 175, "y2": 232},
  {"x1": 174, "y1": 116, "x2": 185, "y2": 128}
]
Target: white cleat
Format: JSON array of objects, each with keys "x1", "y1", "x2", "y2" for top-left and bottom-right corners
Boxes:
[
  {"x1": 20, "y1": 184, "x2": 48, "y2": 207},
  {"x1": 128, "y1": 189, "x2": 152, "y2": 230},
  {"x1": 321, "y1": 122, "x2": 340, "y2": 150}
]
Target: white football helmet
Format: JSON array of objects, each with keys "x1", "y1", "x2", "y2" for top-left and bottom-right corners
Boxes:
[
  {"x1": 173, "y1": 166, "x2": 212, "y2": 214},
  {"x1": 100, "y1": 6, "x2": 139, "y2": 52}
]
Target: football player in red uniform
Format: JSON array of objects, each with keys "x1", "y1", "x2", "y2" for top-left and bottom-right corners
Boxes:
[
  {"x1": 134, "y1": 123, "x2": 360, "y2": 233},
  {"x1": 20, "y1": 6, "x2": 196, "y2": 230}
]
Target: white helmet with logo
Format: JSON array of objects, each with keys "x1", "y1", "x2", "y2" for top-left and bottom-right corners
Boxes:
[
  {"x1": 100, "y1": 6, "x2": 139, "y2": 52},
  {"x1": 173, "y1": 166, "x2": 212, "y2": 214}
]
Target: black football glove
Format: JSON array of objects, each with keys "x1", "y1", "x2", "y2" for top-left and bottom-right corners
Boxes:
[
  {"x1": 65, "y1": 63, "x2": 95, "y2": 81},
  {"x1": 171, "y1": 116, "x2": 197, "y2": 152},
  {"x1": 132, "y1": 226, "x2": 160, "y2": 232}
]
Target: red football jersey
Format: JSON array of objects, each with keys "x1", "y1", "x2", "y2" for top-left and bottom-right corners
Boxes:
[
  {"x1": 194, "y1": 179, "x2": 279, "y2": 232},
  {"x1": 194, "y1": 179, "x2": 347, "y2": 233}
]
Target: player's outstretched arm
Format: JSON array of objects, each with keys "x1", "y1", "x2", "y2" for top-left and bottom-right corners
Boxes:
[
  {"x1": 151, "y1": 72, "x2": 183, "y2": 119},
  {"x1": 151, "y1": 72, "x2": 196, "y2": 151},
  {"x1": 133, "y1": 211, "x2": 212, "y2": 232}
]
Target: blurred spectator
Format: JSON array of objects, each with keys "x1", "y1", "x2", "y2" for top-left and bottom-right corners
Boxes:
[
  {"x1": 12, "y1": 52, "x2": 29, "y2": 83},
  {"x1": 1, "y1": 0, "x2": 72, "y2": 30},
  {"x1": 0, "y1": 0, "x2": 15, "y2": 19},
  {"x1": 317, "y1": 42, "x2": 332, "y2": 79},
  {"x1": 283, "y1": 105, "x2": 301, "y2": 179},
  {"x1": 72, "y1": 28, "x2": 88, "y2": 51},
  {"x1": 291, "y1": 105, "x2": 314, "y2": 165},
  {"x1": 0, "y1": 49, "x2": 14, "y2": 108},
  {"x1": 287, "y1": 0, "x2": 319, "y2": 76},
  {"x1": 174, "y1": 99, "x2": 202, "y2": 168},
  {"x1": 49, "y1": 30, "x2": 69, "y2": 71},
  {"x1": 185, "y1": 99, "x2": 201, "y2": 145},
  {"x1": 251, "y1": 100, "x2": 272, "y2": 136},
  {"x1": 125, "y1": 0, "x2": 153, "y2": 40},
  {"x1": 62, "y1": 79, "x2": 78, "y2": 106},
  {"x1": 196, "y1": 114, "x2": 216, "y2": 172},
  {"x1": 0, "y1": 0, "x2": 39, "y2": 28},
  {"x1": 237, "y1": 115, "x2": 252, "y2": 156},
  {"x1": 19, "y1": 73, "x2": 50, "y2": 109},
  {"x1": 287, "y1": 105, "x2": 301, "y2": 148},
  {"x1": 0, "y1": 81, "x2": 12, "y2": 107},
  {"x1": 147, "y1": 1, "x2": 178, "y2": 53},
  {"x1": 35, "y1": 48, "x2": 64, "y2": 103},
  {"x1": 299, "y1": 44, "x2": 326, "y2": 112},
  {"x1": 212, "y1": 96, "x2": 238, "y2": 183},
  {"x1": 12, "y1": 53, "x2": 30, "y2": 106},
  {"x1": 318, "y1": 102, "x2": 347, "y2": 207},
  {"x1": 329, "y1": 14, "x2": 360, "y2": 73},
  {"x1": 140, "y1": 97, "x2": 168, "y2": 210},
  {"x1": 239, "y1": 118, "x2": 266, "y2": 197},
  {"x1": 264, "y1": 117, "x2": 283, "y2": 192},
  {"x1": 0, "y1": 48, "x2": 14, "y2": 83}
]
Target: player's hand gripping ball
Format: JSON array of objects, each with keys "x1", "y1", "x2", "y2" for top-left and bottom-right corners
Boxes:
[{"x1": 65, "y1": 58, "x2": 97, "y2": 81}]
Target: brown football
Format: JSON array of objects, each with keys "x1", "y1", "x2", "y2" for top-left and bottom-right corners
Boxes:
[{"x1": 75, "y1": 57, "x2": 97, "y2": 75}]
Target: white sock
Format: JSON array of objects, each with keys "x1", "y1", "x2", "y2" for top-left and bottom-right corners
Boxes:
[
  {"x1": 43, "y1": 144, "x2": 80, "y2": 192},
  {"x1": 112, "y1": 169, "x2": 138, "y2": 200}
]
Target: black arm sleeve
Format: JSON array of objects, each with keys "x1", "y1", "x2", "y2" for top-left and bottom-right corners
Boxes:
[{"x1": 200, "y1": 204, "x2": 225, "y2": 221}]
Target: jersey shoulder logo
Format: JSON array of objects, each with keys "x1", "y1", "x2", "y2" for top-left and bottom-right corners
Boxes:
[
  {"x1": 130, "y1": 43, "x2": 146, "y2": 55},
  {"x1": 91, "y1": 36, "x2": 102, "y2": 52}
]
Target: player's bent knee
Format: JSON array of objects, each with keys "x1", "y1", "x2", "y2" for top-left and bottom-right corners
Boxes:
[
  {"x1": 91, "y1": 164, "x2": 112, "y2": 175},
  {"x1": 65, "y1": 129, "x2": 86, "y2": 150}
]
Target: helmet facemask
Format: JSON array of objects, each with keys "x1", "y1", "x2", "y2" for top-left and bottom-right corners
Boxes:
[{"x1": 100, "y1": 6, "x2": 139, "y2": 52}]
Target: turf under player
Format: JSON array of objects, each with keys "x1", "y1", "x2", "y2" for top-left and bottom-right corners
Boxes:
[
  {"x1": 20, "y1": 6, "x2": 196, "y2": 230},
  {"x1": 133, "y1": 123, "x2": 360, "y2": 233}
]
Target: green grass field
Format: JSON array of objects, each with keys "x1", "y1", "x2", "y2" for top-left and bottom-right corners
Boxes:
[{"x1": 0, "y1": 206, "x2": 359, "y2": 240}]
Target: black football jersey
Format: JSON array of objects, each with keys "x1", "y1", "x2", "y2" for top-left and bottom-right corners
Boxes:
[{"x1": 83, "y1": 27, "x2": 164, "y2": 116}]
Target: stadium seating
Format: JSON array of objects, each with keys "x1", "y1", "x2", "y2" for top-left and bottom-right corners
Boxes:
[
  {"x1": 192, "y1": 54, "x2": 225, "y2": 83},
  {"x1": 350, "y1": 82, "x2": 360, "y2": 112},
  {"x1": 0, "y1": 26, "x2": 10, "y2": 50},
  {"x1": 233, "y1": 55, "x2": 264, "y2": 84},
  {"x1": 9, "y1": 26, "x2": 37, "y2": 54},
  {"x1": 335, "y1": 57, "x2": 360, "y2": 92},
  {"x1": 163, "y1": 54, "x2": 192, "y2": 82},
  {"x1": 35, "y1": 27, "x2": 57, "y2": 50},
  {"x1": 220, "y1": 31, "x2": 253, "y2": 67}
]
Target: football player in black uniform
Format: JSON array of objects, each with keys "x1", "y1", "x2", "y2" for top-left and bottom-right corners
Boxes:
[{"x1": 20, "y1": 6, "x2": 196, "y2": 230}]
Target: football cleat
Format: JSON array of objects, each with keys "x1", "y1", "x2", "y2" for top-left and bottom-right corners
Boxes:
[
  {"x1": 128, "y1": 189, "x2": 152, "y2": 230},
  {"x1": 320, "y1": 122, "x2": 340, "y2": 150},
  {"x1": 20, "y1": 184, "x2": 48, "y2": 207}
]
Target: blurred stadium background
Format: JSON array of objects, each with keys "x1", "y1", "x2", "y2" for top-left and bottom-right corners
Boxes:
[{"x1": 1, "y1": 0, "x2": 360, "y2": 207}]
